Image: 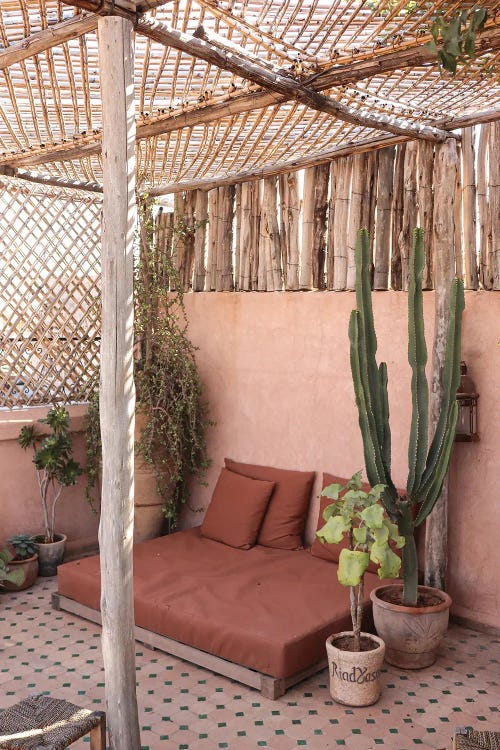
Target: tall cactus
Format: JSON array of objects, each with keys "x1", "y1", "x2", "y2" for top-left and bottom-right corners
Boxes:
[{"x1": 349, "y1": 228, "x2": 464, "y2": 606}]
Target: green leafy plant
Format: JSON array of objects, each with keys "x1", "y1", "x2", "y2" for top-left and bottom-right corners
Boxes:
[
  {"x1": 86, "y1": 200, "x2": 211, "y2": 530},
  {"x1": 8, "y1": 534, "x2": 38, "y2": 561},
  {"x1": 427, "y1": 7, "x2": 488, "y2": 74},
  {"x1": 349, "y1": 229, "x2": 464, "y2": 607},
  {"x1": 0, "y1": 548, "x2": 25, "y2": 588},
  {"x1": 316, "y1": 472, "x2": 404, "y2": 651},
  {"x1": 18, "y1": 407, "x2": 83, "y2": 544}
]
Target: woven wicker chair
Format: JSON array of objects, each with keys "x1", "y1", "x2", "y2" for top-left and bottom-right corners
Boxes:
[
  {"x1": 454, "y1": 728, "x2": 500, "y2": 750},
  {"x1": 0, "y1": 694, "x2": 106, "y2": 750}
]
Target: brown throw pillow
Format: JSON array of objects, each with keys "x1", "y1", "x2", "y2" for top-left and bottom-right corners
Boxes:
[
  {"x1": 311, "y1": 472, "x2": 402, "y2": 574},
  {"x1": 224, "y1": 458, "x2": 315, "y2": 550},
  {"x1": 201, "y1": 468, "x2": 275, "y2": 549}
]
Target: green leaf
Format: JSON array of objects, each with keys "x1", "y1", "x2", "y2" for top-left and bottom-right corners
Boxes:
[
  {"x1": 425, "y1": 39, "x2": 438, "y2": 54},
  {"x1": 370, "y1": 543, "x2": 402, "y2": 580},
  {"x1": 346, "y1": 471, "x2": 363, "y2": 490},
  {"x1": 322, "y1": 501, "x2": 341, "y2": 522},
  {"x1": 383, "y1": 519, "x2": 406, "y2": 548},
  {"x1": 316, "y1": 515, "x2": 351, "y2": 545},
  {"x1": 368, "y1": 483, "x2": 386, "y2": 500},
  {"x1": 360, "y1": 503, "x2": 384, "y2": 529},
  {"x1": 353, "y1": 526, "x2": 367, "y2": 546},
  {"x1": 337, "y1": 548, "x2": 370, "y2": 587},
  {"x1": 373, "y1": 525, "x2": 389, "y2": 545},
  {"x1": 321, "y1": 483, "x2": 343, "y2": 500}
]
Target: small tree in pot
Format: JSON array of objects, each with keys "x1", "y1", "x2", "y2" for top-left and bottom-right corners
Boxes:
[
  {"x1": 18, "y1": 407, "x2": 82, "y2": 575},
  {"x1": 317, "y1": 472, "x2": 404, "y2": 706}
]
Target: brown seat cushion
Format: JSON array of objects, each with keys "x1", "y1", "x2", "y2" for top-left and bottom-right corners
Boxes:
[
  {"x1": 57, "y1": 527, "x2": 384, "y2": 679},
  {"x1": 311, "y1": 472, "x2": 402, "y2": 574},
  {"x1": 224, "y1": 458, "x2": 315, "y2": 550},
  {"x1": 201, "y1": 467, "x2": 275, "y2": 549}
]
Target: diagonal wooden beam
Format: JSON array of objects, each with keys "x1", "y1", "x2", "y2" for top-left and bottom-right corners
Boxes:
[
  {"x1": 0, "y1": 13, "x2": 98, "y2": 69},
  {"x1": 135, "y1": 20, "x2": 452, "y2": 142}
]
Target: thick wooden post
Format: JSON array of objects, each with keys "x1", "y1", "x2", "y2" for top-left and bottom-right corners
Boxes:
[
  {"x1": 425, "y1": 137, "x2": 459, "y2": 593},
  {"x1": 279, "y1": 172, "x2": 300, "y2": 290},
  {"x1": 373, "y1": 146, "x2": 395, "y2": 290},
  {"x1": 489, "y1": 121, "x2": 500, "y2": 289},
  {"x1": 98, "y1": 15, "x2": 141, "y2": 750},
  {"x1": 461, "y1": 128, "x2": 478, "y2": 290},
  {"x1": 193, "y1": 189, "x2": 208, "y2": 291}
]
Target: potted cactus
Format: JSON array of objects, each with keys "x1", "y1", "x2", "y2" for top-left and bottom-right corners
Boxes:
[
  {"x1": 316, "y1": 472, "x2": 404, "y2": 706},
  {"x1": 18, "y1": 407, "x2": 82, "y2": 576},
  {"x1": 2, "y1": 535, "x2": 39, "y2": 591},
  {"x1": 349, "y1": 228, "x2": 463, "y2": 668}
]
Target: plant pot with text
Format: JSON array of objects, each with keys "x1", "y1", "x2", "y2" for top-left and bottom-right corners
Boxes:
[
  {"x1": 316, "y1": 474, "x2": 405, "y2": 706},
  {"x1": 34, "y1": 534, "x2": 67, "y2": 577},
  {"x1": 371, "y1": 584, "x2": 452, "y2": 669},
  {"x1": 326, "y1": 631, "x2": 385, "y2": 706}
]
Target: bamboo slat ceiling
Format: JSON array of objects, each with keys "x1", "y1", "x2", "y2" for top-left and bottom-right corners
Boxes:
[{"x1": 0, "y1": 0, "x2": 498, "y2": 193}]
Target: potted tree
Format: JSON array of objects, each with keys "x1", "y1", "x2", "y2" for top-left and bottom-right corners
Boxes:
[
  {"x1": 86, "y1": 201, "x2": 210, "y2": 540},
  {"x1": 349, "y1": 228, "x2": 463, "y2": 668},
  {"x1": 18, "y1": 406, "x2": 82, "y2": 576},
  {"x1": 316, "y1": 472, "x2": 404, "y2": 706},
  {"x1": 2, "y1": 535, "x2": 39, "y2": 591}
]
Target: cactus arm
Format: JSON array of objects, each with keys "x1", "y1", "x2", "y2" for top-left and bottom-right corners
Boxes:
[
  {"x1": 419, "y1": 278, "x2": 464, "y2": 496},
  {"x1": 415, "y1": 400, "x2": 459, "y2": 527},
  {"x1": 349, "y1": 311, "x2": 387, "y2": 489},
  {"x1": 407, "y1": 228, "x2": 429, "y2": 498},
  {"x1": 378, "y1": 362, "x2": 399, "y2": 512},
  {"x1": 355, "y1": 230, "x2": 386, "y2": 451}
]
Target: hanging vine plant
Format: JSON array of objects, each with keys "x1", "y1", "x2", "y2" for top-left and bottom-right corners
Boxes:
[{"x1": 86, "y1": 197, "x2": 211, "y2": 531}]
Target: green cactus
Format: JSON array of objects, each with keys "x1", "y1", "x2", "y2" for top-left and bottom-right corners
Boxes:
[{"x1": 349, "y1": 228, "x2": 464, "y2": 606}]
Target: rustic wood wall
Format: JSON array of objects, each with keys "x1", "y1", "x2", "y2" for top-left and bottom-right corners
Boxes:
[{"x1": 159, "y1": 124, "x2": 499, "y2": 293}]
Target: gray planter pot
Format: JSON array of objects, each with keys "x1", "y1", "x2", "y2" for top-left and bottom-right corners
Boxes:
[{"x1": 34, "y1": 534, "x2": 67, "y2": 577}]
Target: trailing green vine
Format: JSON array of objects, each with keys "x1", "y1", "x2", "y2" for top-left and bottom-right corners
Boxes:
[
  {"x1": 85, "y1": 198, "x2": 211, "y2": 531},
  {"x1": 427, "y1": 7, "x2": 488, "y2": 74}
]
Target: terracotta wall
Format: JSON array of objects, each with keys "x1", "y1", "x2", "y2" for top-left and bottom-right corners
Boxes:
[
  {"x1": 181, "y1": 291, "x2": 500, "y2": 630},
  {"x1": 0, "y1": 404, "x2": 99, "y2": 555}
]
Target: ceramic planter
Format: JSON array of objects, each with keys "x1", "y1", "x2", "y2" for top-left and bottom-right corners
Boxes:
[
  {"x1": 1, "y1": 554, "x2": 39, "y2": 591},
  {"x1": 370, "y1": 584, "x2": 452, "y2": 669},
  {"x1": 34, "y1": 534, "x2": 67, "y2": 577},
  {"x1": 326, "y1": 631, "x2": 385, "y2": 706}
]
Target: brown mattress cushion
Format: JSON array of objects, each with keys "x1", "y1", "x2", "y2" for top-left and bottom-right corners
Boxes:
[
  {"x1": 201, "y1": 468, "x2": 275, "y2": 549},
  {"x1": 57, "y1": 527, "x2": 383, "y2": 679},
  {"x1": 224, "y1": 458, "x2": 315, "y2": 550}
]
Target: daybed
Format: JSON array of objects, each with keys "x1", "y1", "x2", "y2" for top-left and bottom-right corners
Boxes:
[{"x1": 54, "y1": 462, "x2": 386, "y2": 699}]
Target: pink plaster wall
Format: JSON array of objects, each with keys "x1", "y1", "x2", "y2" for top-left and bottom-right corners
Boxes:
[
  {"x1": 181, "y1": 290, "x2": 500, "y2": 630},
  {"x1": 0, "y1": 404, "x2": 100, "y2": 552}
]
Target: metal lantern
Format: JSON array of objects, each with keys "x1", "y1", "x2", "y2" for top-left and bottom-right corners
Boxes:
[{"x1": 455, "y1": 361, "x2": 479, "y2": 442}]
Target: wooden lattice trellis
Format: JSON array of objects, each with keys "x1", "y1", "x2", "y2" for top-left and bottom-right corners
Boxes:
[{"x1": 0, "y1": 177, "x2": 102, "y2": 408}]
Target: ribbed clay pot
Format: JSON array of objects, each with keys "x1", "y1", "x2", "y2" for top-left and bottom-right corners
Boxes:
[
  {"x1": 370, "y1": 584, "x2": 452, "y2": 669},
  {"x1": 326, "y1": 632, "x2": 385, "y2": 706},
  {"x1": 34, "y1": 534, "x2": 67, "y2": 577},
  {"x1": 2, "y1": 554, "x2": 39, "y2": 591}
]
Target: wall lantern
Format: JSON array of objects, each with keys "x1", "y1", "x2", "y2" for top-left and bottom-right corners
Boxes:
[{"x1": 455, "y1": 361, "x2": 479, "y2": 442}]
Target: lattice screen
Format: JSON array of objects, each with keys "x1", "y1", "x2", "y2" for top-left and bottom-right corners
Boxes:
[{"x1": 0, "y1": 178, "x2": 102, "y2": 408}]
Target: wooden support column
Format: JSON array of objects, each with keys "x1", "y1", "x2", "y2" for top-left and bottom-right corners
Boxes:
[
  {"x1": 300, "y1": 167, "x2": 315, "y2": 290},
  {"x1": 373, "y1": 146, "x2": 395, "y2": 290},
  {"x1": 326, "y1": 162, "x2": 337, "y2": 290},
  {"x1": 332, "y1": 156, "x2": 352, "y2": 290},
  {"x1": 425, "y1": 137, "x2": 459, "y2": 594},
  {"x1": 193, "y1": 190, "x2": 208, "y2": 291},
  {"x1": 489, "y1": 121, "x2": 500, "y2": 289},
  {"x1": 239, "y1": 181, "x2": 260, "y2": 290},
  {"x1": 259, "y1": 177, "x2": 282, "y2": 291},
  {"x1": 218, "y1": 185, "x2": 235, "y2": 291},
  {"x1": 207, "y1": 189, "x2": 218, "y2": 290},
  {"x1": 461, "y1": 128, "x2": 478, "y2": 290},
  {"x1": 400, "y1": 141, "x2": 418, "y2": 291},
  {"x1": 391, "y1": 144, "x2": 405, "y2": 290},
  {"x1": 477, "y1": 124, "x2": 492, "y2": 289},
  {"x1": 98, "y1": 15, "x2": 140, "y2": 750},
  {"x1": 346, "y1": 153, "x2": 366, "y2": 290},
  {"x1": 279, "y1": 172, "x2": 300, "y2": 290},
  {"x1": 417, "y1": 141, "x2": 434, "y2": 289}
]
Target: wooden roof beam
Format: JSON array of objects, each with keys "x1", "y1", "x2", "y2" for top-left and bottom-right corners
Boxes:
[
  {"x1": 0, "y1": 13, "x2": 98, "y2": 70},
  {"x1": 136, "y1": 20, "x2": 453, "y2": 143}
]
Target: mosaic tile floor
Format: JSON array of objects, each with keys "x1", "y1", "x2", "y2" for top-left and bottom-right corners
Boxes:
[{"x1": 1, "y1": 579, "x2": 499, "y2": 750}]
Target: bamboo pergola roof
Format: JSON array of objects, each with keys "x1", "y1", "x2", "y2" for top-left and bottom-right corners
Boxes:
[{"x1": 0, "y1": 0, "x2": 499, "y2": 194}]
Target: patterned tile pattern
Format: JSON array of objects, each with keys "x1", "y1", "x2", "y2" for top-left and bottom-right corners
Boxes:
[{"x1": 1, "y1": 579, "x2": 499, "y2": 750}]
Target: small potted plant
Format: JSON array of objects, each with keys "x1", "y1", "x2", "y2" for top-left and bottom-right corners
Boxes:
[
  {"x1": 316, "y1": 472, "x2": 404, "y2": 707},
  {"x1": 2, "y1": 535, "x2": 39, "y2": 591},
  {"x1": 0, "y1": 548, "x2": 25, "y2": 590},
  {"x1": 18, "y1": 406, "x2": 82, "y2": 576}
]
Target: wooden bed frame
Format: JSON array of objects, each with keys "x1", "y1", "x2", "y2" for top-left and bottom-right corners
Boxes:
[{"x1": 52, "y1": 592, "x2": 328, "y2": 699}]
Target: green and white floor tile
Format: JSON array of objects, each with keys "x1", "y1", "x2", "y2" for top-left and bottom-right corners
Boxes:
[{"x1": 1, "y1": 579, "x2": 499, "y2": 750}]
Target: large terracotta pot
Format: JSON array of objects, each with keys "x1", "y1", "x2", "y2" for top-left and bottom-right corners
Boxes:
[
  {"x1": 326, "y1": 631, "x2": 385, "y2": 706},
  {"x1": 2, "y1": 554, "x2": 39, "y2": 591},
  {"x1": 370, "y1": 584, "x2": 452, "y2": 669},
  {"x1": 34, "y1": 534, "x2": 67, "y2": 577}
]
